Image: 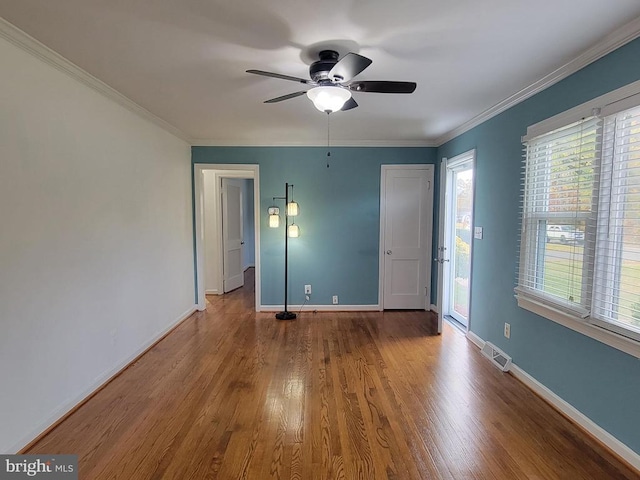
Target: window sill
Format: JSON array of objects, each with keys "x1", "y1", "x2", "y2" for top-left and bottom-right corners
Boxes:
[{"x1": 515, "y1": 293, "x2": 640, "y2": 359}]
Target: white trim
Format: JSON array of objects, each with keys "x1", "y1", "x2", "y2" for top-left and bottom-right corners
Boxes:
[
  {"x1": 190, "y1": 139, "x2": 437, "y2": 147},
  {"x1": 378, "y1": 167, "x2": 388, "y2": 311},
  {"x1": 517, "y1": 93, "x2": 640, "y2": 359},
  {"x1": 0, "y1": 17, "x2": 189, "y2": 143},
  {"x1": 601, "y1": 90, "x2": 640, "y2": 117},
  {"x1": 194, "y1": 164, "x2": 261, "y2": 312},
  {"x1": 510, "y1": 365, "x2": 640, "y2": 472},
  {"x1": 194, "y1": 167, "x2": 207, "y2": 311},
  {"x1": 436, "y1": 157, "x2": 447, "y2": 334},
  {"x1": 523, "y1": 78, "x2": 640, "y2": 141},
  {"x1": 205, "y1": 289, "x2": 220, "y2": 295},
  {"x1": 3, "y1": 12, "x2": 639, "y2": 151},
  {"x1": 261, "y1": 304, "x2": 381, "y2": 312},
  {"x1": 465, "y1": 330, "x2": 640, "y2": 472},
  {"x1": 466, "y1": 330, "x2": 485, "y2": 349},
  {"x1": 243, "y1": 264, "x2": 255, "y2": 272},
  {"x1": 516, "y1": 294, "x2": 640, "y2": 359},
  {"x1": 9, "y1": 306, "x2": 197, "y2": 453},
  {"x1": 435, "y1": 16, "x2": 640, "y2": 146},
  {"x1": 429, "y1": 304, "x2": 438, "y2": 313},
  {"x1": 439, "y1": 151, "x2": 475, "y2": 333}
]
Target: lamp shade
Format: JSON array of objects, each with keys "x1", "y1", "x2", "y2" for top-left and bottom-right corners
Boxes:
[
  {"x1": 288, "y1": 223, "x2": 299, "y2": 238},
  {"x1": 306, "y1": 86, "x2": 351, "y2": 113},
  {"x1": 287, "y1": 201, "x2": 299, "y2": 217},
  {"x1": 268, "y1": 206, "x2": 280, "y2": 228}
]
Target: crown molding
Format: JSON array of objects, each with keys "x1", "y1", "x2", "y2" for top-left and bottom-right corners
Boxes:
[
  {"x1": 6, "y1": 12, "x2": 638, "y2": 150},
  {"x1": 190, "y1": 138, "x2": 438, "y2": 147},
  {"x1": 0, "y1": 17, "x2": 190, "y2": 143},
  {"x1": 435, "y1": 15, "x2": 640, "y2": 147},
  {"x1": 0, "y1": 15, "x2": 434, "y2": 150}
]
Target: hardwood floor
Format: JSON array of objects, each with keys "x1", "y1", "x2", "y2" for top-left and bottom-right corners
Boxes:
[{"x1": 27, "y1": 269, "x2": 637, "y2": 479}]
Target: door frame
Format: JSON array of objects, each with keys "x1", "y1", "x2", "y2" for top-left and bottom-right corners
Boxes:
[
  {"x1": 194, "y1": 164, "x2": 260, "y2": 312},
  {"x1": 378, "y1": 164, "x2": 434, "y2": 311},
  {"x1": 436, "y1": 151, "x2": 476, "y2": 333},
  {"x1": 436, "y1": 159, "x2": 447, "y2": 333}
]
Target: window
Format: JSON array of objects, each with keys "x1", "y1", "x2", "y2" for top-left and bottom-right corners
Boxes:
[
  {"x1": 592, "y1": 106, "x2": 640, "y2": 338},
  {"x1": 517, "y1": 89, "x2": 640, "y2": 351}
]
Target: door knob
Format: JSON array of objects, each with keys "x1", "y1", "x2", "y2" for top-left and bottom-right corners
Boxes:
[
  {"x1": 241, "y1": 241, "x2": 245, "y2": 245},
  {"x1": 386, "y1": 250, "x2": 392, "y2": 255}
]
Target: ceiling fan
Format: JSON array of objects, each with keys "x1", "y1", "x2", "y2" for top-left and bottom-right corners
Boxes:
[{"x1": 247, "y1": 50, "x2": 417, "y2": 113}]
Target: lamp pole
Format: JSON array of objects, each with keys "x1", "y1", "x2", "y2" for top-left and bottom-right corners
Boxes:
[{"x1": 276, "y1": 183, "x2": 296, "y2": 320}]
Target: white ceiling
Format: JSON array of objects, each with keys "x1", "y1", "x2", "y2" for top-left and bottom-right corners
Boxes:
[{"x1": 1, "y1": 1, "x2": 640, "y2": 146}]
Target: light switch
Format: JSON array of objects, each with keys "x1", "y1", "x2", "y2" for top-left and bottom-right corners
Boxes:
[{"x1": 474, "y1": 226, "x2": 483, "y2": 239}]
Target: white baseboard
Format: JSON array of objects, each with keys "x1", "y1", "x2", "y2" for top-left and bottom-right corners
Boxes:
[
  {"x1": 205, "y1": 289, "x2": 219, "y2": 295},
  {"x1": 430, "y1": 304, "x2": 438, "y2": 313},
  {"x1": 11, "y1": 305, "x2": 197, "y2": 453},
  {"x1": 260, "y1": 304, "x2": 381, "y2": 312},
  {"x1": 464, "y1": 331, "x2": 639, "y2": 471},
  {"x1": 466, "y1": 330, "x2": 485, "y2": 349},
  {"x1": 509, "y1": 364, "x2": 640, "y2": 471},
  {"x1": 243, "y1": 264, "x2": 255, "y2": 272}
]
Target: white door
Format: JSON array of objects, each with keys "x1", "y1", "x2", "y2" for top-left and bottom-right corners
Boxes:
[
  {"x1": 381, "y1": 165, "x2": 434, "y2": 309},
  {"x1": 222, "y1": 178, "x2": 244, "y2": 293},
  {"x1": 437, "y1": 151, "x2": 475, "y2": 330}
]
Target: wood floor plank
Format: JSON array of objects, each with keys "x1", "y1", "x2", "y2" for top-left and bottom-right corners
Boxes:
[{"x1": 24, "y1": 268, "x2": 639, "y2": 479}]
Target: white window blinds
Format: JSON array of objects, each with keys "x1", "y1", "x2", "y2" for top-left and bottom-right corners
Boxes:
[
  {"x1": 518, "y1": 101, "x2": 640, "y2": 343},
  {"x1": 518, "y1": 117, "x2": 600, "y2": 316},
  {"x1": 592, "y1": 106, "x2": 640, "y2": 339}
]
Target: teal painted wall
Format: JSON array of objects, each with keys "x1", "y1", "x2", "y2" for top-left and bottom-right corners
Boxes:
[
  {"x1": 192, "y1": 147, "x2": 438, "y2": 306},
  {"x1": 438, "y1": 38, "x2": 640, "y2": 454}
]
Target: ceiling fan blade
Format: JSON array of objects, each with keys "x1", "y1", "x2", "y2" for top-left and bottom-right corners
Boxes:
[
  {"x1": 264, "y1": 91, "x2": 307, "y2": 103},
  {"x1": 328, "y1": 53, "x2": 372, "y2": 83},
  {"x1": 247, "y1": 69, "x2": 310, "y2": 84},
  {"x1": 341, "y1": 97, "x2": 358, "y2": 111},
  {"x1": 349, "y1": 81, "x2": 417, "y2": 94}
]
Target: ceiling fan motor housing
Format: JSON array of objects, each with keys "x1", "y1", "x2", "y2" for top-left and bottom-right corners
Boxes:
[{"x1": 309, "y1": 50, "x2": 341, "y2": 83}]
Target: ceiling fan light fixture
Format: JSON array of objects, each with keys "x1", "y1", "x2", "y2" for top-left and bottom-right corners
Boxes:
[{"x1": 306, "y1": 86, "x2": 351, "y2": 113}]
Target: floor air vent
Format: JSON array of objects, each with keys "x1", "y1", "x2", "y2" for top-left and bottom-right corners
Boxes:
[{"x1": 481, "y1": 342, "x2": 512, "y2": 372}]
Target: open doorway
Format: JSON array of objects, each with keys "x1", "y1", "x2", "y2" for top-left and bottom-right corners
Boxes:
[
  {"x1": 206, "y1": 177, "x2": 254, "y2": 294},
  {"x1": 193, "y1": 164, "x2": 261, "y2": 311},
  {"x1": 437, "y1": 150, "x2": 475, "y2": 331}
]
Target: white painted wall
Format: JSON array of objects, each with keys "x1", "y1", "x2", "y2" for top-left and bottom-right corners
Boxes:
[
  {"x1": 0, "y1": 35, "x2": 194, "y2": 452},
  {"x1": 203, "y1": 170, "x2": 220, "y2": 294}
]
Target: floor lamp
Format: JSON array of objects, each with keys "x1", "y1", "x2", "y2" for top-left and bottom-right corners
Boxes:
[{"x1": 268, "y1": 183, "x2": 299, "y2": 320}]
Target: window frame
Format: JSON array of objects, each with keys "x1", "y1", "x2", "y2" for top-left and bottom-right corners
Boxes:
[{"x1": 516, "y1": 80, "x2": 640, "y2": 358}]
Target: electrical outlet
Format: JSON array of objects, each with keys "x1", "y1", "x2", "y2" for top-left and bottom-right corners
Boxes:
[
  {"x1": 504, "y1": 322, "x2": 511, "y2": 339},
  {"x1": 305, "y1": 284, "x2": 312, "y2": 295},
  {"x1": 332, "y1": 295, "x2": 338, "y2": 305}
]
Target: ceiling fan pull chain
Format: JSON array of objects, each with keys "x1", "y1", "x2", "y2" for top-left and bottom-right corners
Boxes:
[{"x1": 326, "y1": 111, "x2": 331, "y2": 168}]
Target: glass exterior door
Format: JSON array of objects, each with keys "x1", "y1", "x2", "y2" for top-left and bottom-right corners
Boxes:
[{"x1": 440, "y1": 152, "x2": 475, "y2": 329}]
